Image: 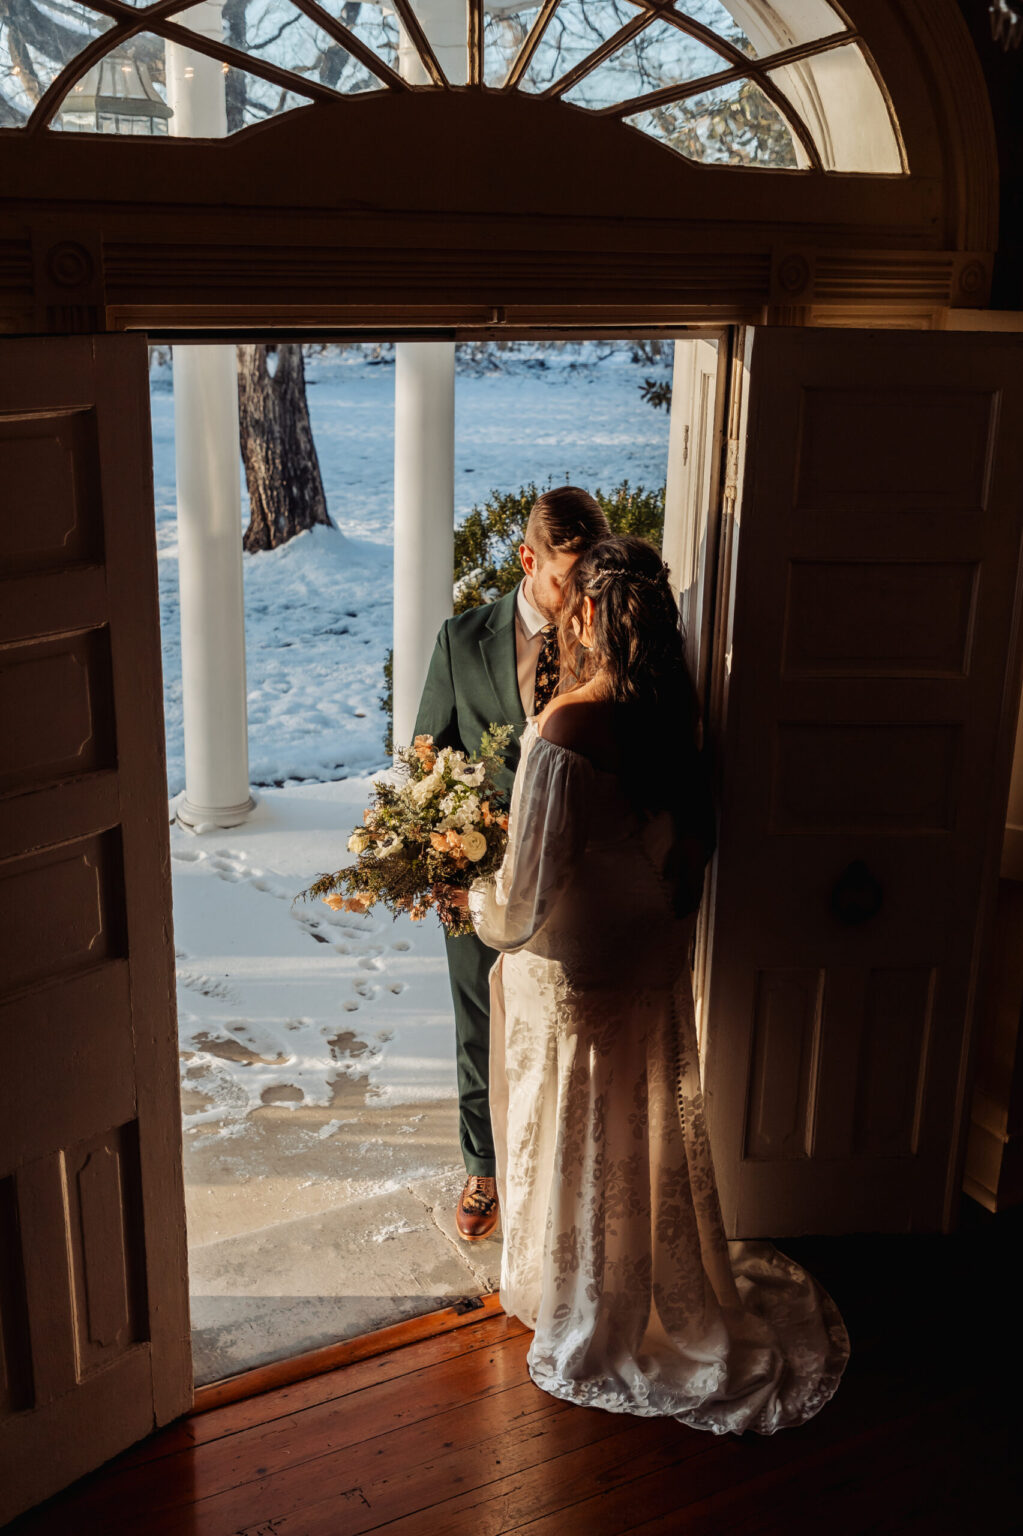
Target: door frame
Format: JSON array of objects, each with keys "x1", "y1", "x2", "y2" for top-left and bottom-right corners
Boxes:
[{"x1": 129, "y1": 314, "x2": 1023, "y2": 1385}]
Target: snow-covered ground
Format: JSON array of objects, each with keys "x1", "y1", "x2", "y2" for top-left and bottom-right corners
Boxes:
[
  {"x1": 152, "y1": 344, "x2": 674, "y2": 794},
  {"x1": 158, "y1": 343, "x2": 673, "y2": 1377},
  {"x1": 173, "y1": 778, "x2": 455, "y2": 1145}
]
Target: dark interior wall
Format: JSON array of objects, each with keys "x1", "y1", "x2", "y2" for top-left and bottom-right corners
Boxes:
[{"x1": 956, "y1": 0, "x2": 1023, "y2": 306}]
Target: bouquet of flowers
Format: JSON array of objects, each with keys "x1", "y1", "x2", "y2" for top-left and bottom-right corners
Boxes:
[{"x1": 296, "y1": 725, "x2": 514, "y2": 937}]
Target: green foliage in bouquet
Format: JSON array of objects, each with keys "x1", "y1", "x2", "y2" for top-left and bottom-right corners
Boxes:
[{"x1": 295, "y1": 725, "x2": 515, "y2": 938}]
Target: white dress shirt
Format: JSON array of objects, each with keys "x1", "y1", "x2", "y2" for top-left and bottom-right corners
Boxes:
[{"x1": 514, "y1": 577, "x2": 550, "y2": 717}]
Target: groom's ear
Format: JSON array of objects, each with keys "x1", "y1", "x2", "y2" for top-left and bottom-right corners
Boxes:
[{"x1": 519, "y1": 542, "x2": 537, "y2": 578}]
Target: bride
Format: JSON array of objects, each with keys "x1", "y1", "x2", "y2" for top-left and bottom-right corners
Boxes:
[{"x1": 463, "y1": 533, "x2": 851, "y2": 1436}]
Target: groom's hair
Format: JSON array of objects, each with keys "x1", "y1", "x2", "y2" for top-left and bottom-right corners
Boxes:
[{"x1": 525, "y1": 486, "x2": 610, "y2": 563}]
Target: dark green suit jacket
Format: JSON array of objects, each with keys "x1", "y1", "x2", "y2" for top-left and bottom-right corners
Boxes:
[{"x1": 413, "y1": 585, "x2": 527, "y2": 795}]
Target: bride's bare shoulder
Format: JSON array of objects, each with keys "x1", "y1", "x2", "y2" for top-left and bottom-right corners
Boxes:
[{"x1": 536, "y1": 696, "x2": 620, "y2": 770}]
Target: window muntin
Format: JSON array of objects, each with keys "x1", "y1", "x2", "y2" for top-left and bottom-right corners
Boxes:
[{"x1": 6, "y1": 0, "x2": 905, "y2": 174}]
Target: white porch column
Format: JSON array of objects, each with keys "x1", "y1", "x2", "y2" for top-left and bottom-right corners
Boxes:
[
  {"x1": 396, "y1": 0, "x2": 468, "y2": 83},
  {"x1": 392, "y1": 344, "x2": 456, "y2": 750},
  {"x1": 392, "y1": 0, "x2": 464, "y2": 754},
  {"x1": 167, "y1": 5, "x2": 255, "y2": 828}
]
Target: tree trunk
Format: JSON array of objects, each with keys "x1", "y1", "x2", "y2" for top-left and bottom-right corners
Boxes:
[{"x1": 236, "y1": 344, "x2": 333, "y2": 553}]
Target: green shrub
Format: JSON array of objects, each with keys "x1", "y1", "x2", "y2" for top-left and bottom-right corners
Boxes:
[
  {"x1": 380, "y1": 647, "x2": 394, "y2": 758},
  {"x1": 453, "y1": 478, "x2": 665, "y2": 614},
  {"x1": 380, "y1": 478, "x2": 666, "y2": 751}
]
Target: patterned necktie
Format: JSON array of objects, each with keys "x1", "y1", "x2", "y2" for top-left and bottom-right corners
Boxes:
[{"x1": 532, "y1": 623, "x2": 560, "y2": 714}]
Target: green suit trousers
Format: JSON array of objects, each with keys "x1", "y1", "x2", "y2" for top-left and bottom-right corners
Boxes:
[
  {"x1": 443, "y1": 926, "x2": 499, "y2": 1177},
  {"x1": 413, "y1": 585, "x2": 527, "y2": 1179}
]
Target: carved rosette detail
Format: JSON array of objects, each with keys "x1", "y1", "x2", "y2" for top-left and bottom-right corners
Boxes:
[
  {"x1": 45, "y1": 241, "x2": 95, "y2": 290},
  {"x1": 776, "y1": 253, "x2": 812, "y2": 297},
  {"x1": 956, "y1": 258, "x2": 987, "y2": 301}
]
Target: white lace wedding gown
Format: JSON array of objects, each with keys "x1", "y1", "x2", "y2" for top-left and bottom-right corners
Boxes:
[{"x1": 468, "y1": 719, "x2": 851, "y2": 1436}]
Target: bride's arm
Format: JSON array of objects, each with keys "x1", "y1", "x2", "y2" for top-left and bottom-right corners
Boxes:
[{"x1": 467, "y1": 738, "x2": 587, "y2": 952}]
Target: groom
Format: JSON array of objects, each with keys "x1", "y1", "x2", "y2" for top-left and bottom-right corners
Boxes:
[{"x1": 415, "y1": 485, "x2": 611, "y2": 1241}]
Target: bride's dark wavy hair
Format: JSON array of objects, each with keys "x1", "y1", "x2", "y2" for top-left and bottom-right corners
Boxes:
[{"x1": 557, "y1": 534, "x2": 706, "y2": 822}]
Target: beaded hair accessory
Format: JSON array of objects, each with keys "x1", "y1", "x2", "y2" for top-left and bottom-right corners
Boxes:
[{"x1": 587, "y1": 561, "x2": 672, "y2": 592}]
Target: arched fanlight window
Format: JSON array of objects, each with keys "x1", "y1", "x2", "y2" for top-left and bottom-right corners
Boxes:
[{"x1": 0, "y1": 0, "x2": 904, "y2": 172}]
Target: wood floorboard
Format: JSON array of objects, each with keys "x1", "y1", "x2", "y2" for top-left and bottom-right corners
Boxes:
[
  {"x1": 114, "y1": 1311, "x2": 531, "y2": 1468},
  {"x1": 7, "y1": 1202, "x2": 1020, "y2": 1536},
  {"x1": 21, "y1": 1333, "x2": 541, "y2": 1536}
]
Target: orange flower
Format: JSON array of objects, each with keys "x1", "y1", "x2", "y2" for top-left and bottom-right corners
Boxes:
[
  {"x1": 481, "y1": 801, "x2": 493, "y2": 826},
  {"x1": 430, "y1": 832, "x2": 449, "y2": 852},
  {"x1": 322, "y1": 893, "x2": 346, "y2": 910},
  {"x1": 445, "y1": 830, "x2": 463, "y2": 850},
  {"x1": 498, "y1": 814, "x2": 509, "y2": 830}
]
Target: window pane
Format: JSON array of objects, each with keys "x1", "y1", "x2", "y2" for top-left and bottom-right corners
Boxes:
[
  {"x1": 483, "y1": 0, "x2": 542, "y2": 87},
  {"x1": 626, "y1": 75, "x2": 798, "y2": 166},
  {"x1": 1, "y1": 1, "x2": 112, "y2": 127},
  {"x1": 671, "y1": 0, "x2": 755, "y2": 57},
  {"x1": 50, "y1": 32, "x2": 317, "y2": 134},
  {"x1": 53, "y1": 39, "x2": 173, "y2": 134},
  {"x1": 519, "y1": 0, "x2": 643, "y2": 94},
  {"x1": 312, "y1": 0, "x2": 402, "y2": 80},
  {"x1": 168, "y1": 0, "x2": 390, "y2": 99},
  {"x1": 563, "y1": 17, "x2": 727, "y2": 110},
  {"x1": 766, "y1": 40, "x2": 901, "y2": 172}
]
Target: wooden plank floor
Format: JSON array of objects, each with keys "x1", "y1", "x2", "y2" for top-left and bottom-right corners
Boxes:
[{"x1": 8, "y1": 1198, "x2": 1021, "y2": 1536}]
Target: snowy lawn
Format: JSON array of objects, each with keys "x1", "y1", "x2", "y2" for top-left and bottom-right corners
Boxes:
[{"x1": 153, "y1": 345, "x2": 674, "y2": 793}]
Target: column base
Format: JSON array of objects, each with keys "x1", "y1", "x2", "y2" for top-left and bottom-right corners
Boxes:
[{"x1": 175, "y1": 792, "x2": 257, "y2": 830}]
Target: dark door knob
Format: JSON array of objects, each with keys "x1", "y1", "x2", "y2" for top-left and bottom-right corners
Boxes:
[{"x1": 830, "y1": 859, "x2": 883, "y2": 925}]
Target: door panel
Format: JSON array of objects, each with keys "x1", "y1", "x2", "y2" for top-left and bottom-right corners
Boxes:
[
  {"x1": 0, "y1": 337, "x2": 192, "y2": 1525},
  {"x1": 702, "y1": 328, "x2": 1023, "y2": 1237}
]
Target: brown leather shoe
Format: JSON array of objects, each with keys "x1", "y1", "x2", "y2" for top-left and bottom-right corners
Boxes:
[{"x1": 456, "y1": 1175, "x2": 499, "y2": 1241}]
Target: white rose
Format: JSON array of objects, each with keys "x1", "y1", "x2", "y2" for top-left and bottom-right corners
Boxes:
[
  {"x1": 411, "y1": 773, "x2": 442, "y2": 805},
  {"x1": 460, "y1": 829, "x2": 487, "y2": 862},
  {"x1": 347, "y1": 830, "x2": 372, "y2": 854}
]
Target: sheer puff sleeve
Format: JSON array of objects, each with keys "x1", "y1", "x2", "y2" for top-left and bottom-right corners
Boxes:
[{"x1": 468, "y1": 730, "x2": 589, "y2": 953}]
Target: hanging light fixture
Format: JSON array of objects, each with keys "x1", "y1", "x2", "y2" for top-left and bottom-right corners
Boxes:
[
  {"x1": 990, "y1": 0, "x2": 1023, "y2": 49},
  {"x1": 59, "y1": 50, "x2": 174, "y2": 135}
]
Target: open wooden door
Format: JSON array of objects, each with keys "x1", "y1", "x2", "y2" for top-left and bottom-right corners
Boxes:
[
  {"x1": 662, "y1": 330, "x2": 739, "y2": 1049},
  {"x1": 662, "y1": 332, "x2": 729, "y2": 714},
  {"x1": 0, "y1": 337, "x2": 192, "y2": 1523},
  {"x1": 701, "y1": 327, "x2": 1023, "y2": 1238}
]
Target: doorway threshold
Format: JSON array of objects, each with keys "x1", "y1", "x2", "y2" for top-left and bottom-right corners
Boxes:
[{"x1": 193, "y1": 1291, "x2": 507, "y2": 1413}]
